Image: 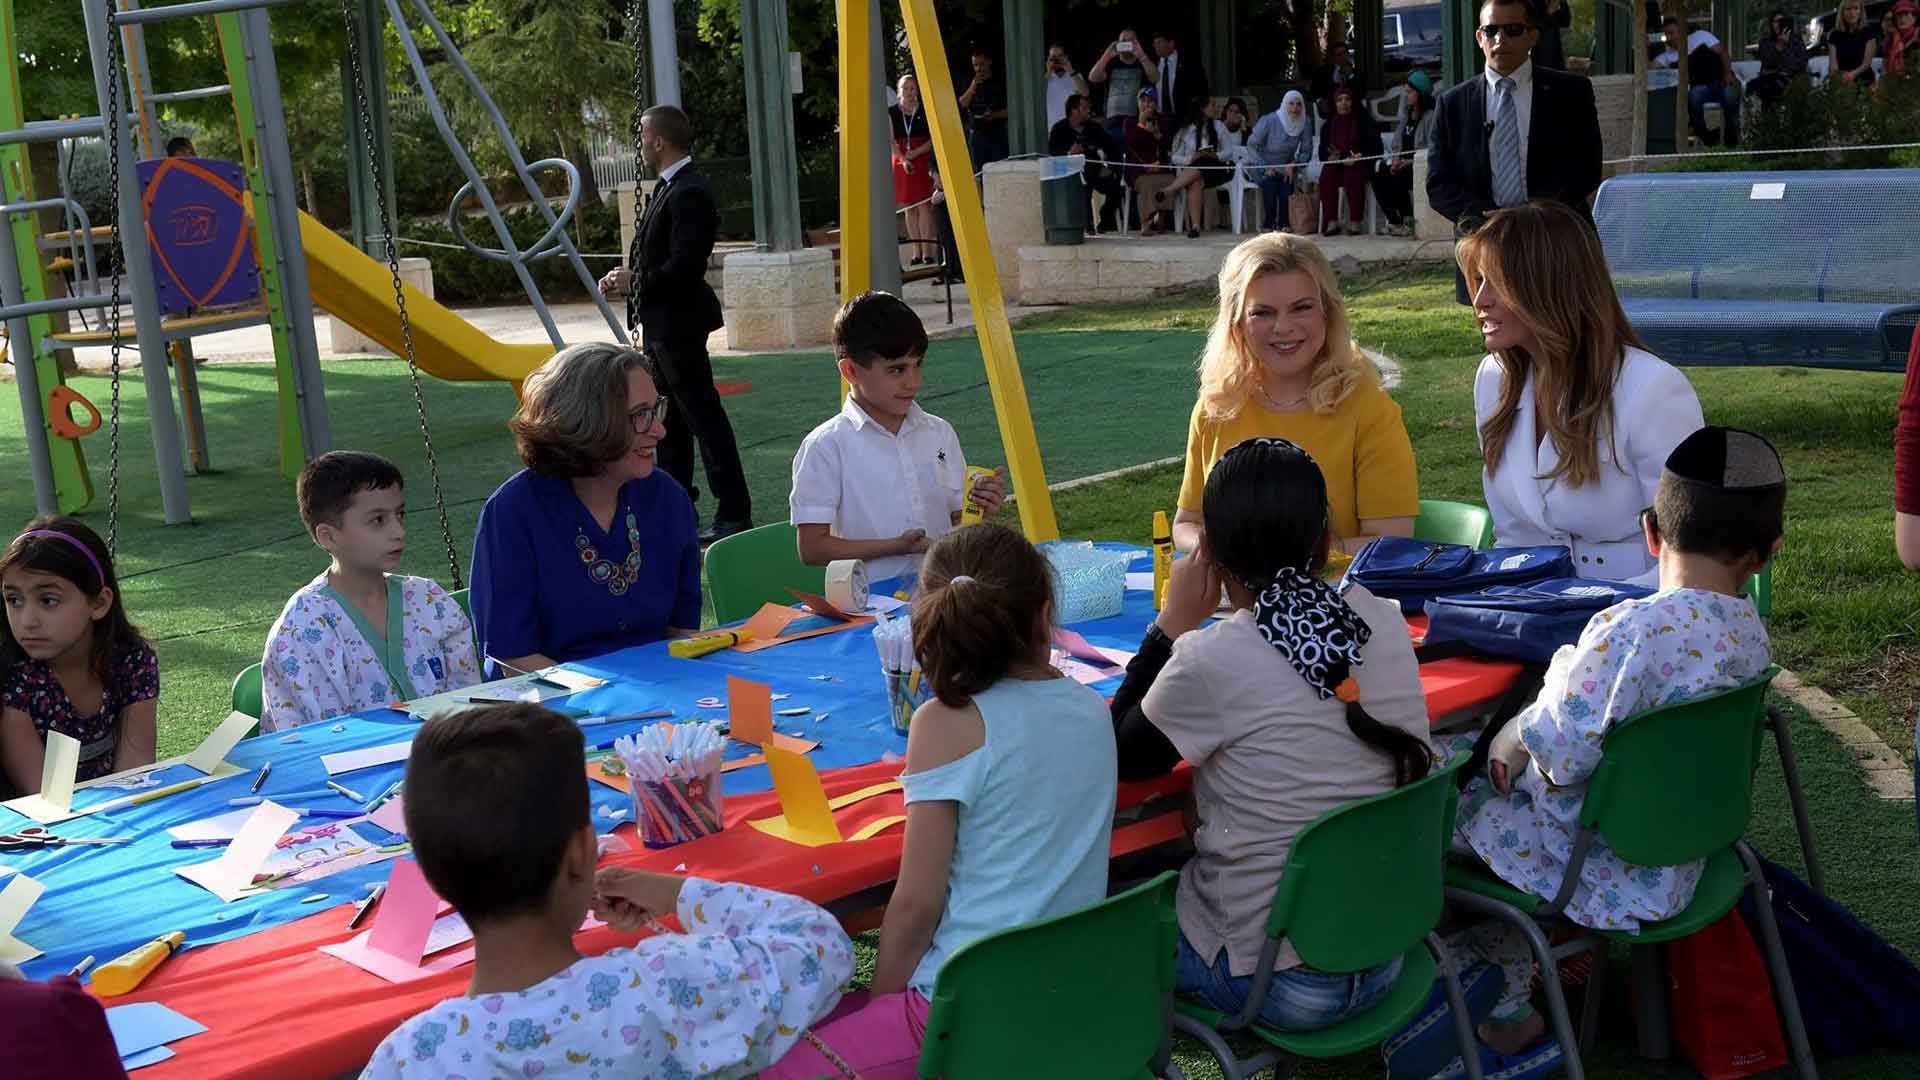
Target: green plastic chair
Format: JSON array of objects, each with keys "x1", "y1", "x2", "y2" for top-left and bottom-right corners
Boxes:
[
  {"x1": 1443, "y1": 665, "x2": 1816, "y2": 1080},
  {"x1": 231, "y1": 663, "x2": 263, "y2": 719},
  {"x1": 1173, "y1": 755, "x2": 1484, "y2": 1080},
  {"x1": 1414, "y1": 500, "x2": 1496, "y2": 550},
  {"x1": 703, "y1": 521, "x2": 824, "y2": 625},
  {"x1": 1744, "y1": 564, "x2": 1772, "y2": 620},
  {"x1": 448, "y1": 587, "x2": 471, "y2": 621},
  {"x1": 916, "y1": 871, "x2": 1185, "y2": 1079}
]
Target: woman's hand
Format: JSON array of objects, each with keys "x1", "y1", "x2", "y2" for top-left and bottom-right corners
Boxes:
[
  {"x1": 1155, "y1": 533, "x2": 1224, "y2": 640},
  {"x1": 592, "y1": 867, "x2": 687, "y2": 932}
]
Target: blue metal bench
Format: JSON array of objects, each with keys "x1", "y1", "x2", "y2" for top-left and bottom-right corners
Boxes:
[{"x1": 1593, "y1": 169, "x2": 1920, "y2": 373}]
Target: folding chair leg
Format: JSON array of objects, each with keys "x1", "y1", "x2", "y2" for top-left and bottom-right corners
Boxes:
[
  {"x1": 1428, "y1": 932, "x2": 1487, "y2": 1080},
  {"x1": 1737, "y1": 841, "x2": 1820, "y2": 1080},
  {"x1": 1444, "y1": 889, "x2": 1587, "y2": 1080},
  {"x1": 1768, "y1": 705, "x2": 1826, "y2": 894},
  {"x1": 1171, "y1": 1013, "x2": 1283, "y2": 1080},
  {"x1": 1630, "y1": 944, "x2": 1671, "y2": 1059},
  {"x1": 1578, "y1": 942, "x2": 1608, "y2": 1054}
]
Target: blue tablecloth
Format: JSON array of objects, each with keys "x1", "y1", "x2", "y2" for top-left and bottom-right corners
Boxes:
[{"x1": 4, "y1": 548, "x2": 1156, "y2": 980}]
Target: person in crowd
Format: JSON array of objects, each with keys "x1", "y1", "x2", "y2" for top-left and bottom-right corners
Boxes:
[
  {"x1": 1460, "y1": 201, "x2": 1704, "y2": 583},
  {"x1": 260, "y1": 451, "x2": 478, "y2": 731},
  {"x1": 597, "y1": 105, "x2": 751, "y2": 543},
  {"x1": 1125, "y1": 88, "x2": 1179, "y2": 234},
  {"x1": 1172, "y1": 233, "x2": 1419, "y2": 553},
  {"x1": 1, "y1": 517, "x2": 155, "y2": 794},
  {"x1": 1151, "y1": 29, "x2": 1211, "y2": 124},
  {"x1": 1219, "y1": 97, "x2": 1252, "y2": 161},
  {"x1": 762, "y1": 525, "x2": 1117, "y2": 1080},
  {"x1": 1110, "y1": 437, "x2": 1431, "y2": 1032},
  {"x1": 959, "y1": 46, "x2": 1010, "y2": 167},
  {"x1": 1165, "y1": 97, "x2": 1233, "y2": 237},
  {"x1": 1750, "y1": 10, "x2": 1809, "y2": 108},
  {"x1": 362, "y1": 703, "x2": 853, "y2": 1079},
  {"x1": 1309, "y1": 42, "x2": 1358, "y2": 119},
  {"x1": 1316, "y1": 86, "x2": 1383, "y2": 237},
  {"x1": 164, "y1": 135, "x2": 196, "y2": 158},
  {"x1": 1049, "y1": 92, "x2": 1128, "y2": 234},
  {"x1": 927, "y1": 157, "x2": 960, "y2": 283},
  {"x1": 1393, "y1": 428, "x2": 1784, "y2": 1080},
  {"x1": 1246, "y1": 91, "x2": 1315, "y2": 233},
  {"x1": 1894, "y1": 323, "x2": 1920, "y2": 570},
  {"x1": 1525, "y1": 0, "x2": 1573, "y2": 68},
  {"x1": 890, "y1": 74, "x2": 938, "y2": 268},
  {"x1": 1372, "y1": 71, "x2": 1437, "y2": 237},
  {"x1": 1658, "y1": 17, "x2": 1740, "y2": 145},
  {"x1": 1886, "y1": 0, "x2": 1919, "y2": 75},
  {"x1": 1828, "y1": 0, "x2": 1880, "y2": 86},
  {"x1": 1044, "y1": 42, "x2": 1092, "y2": 128},
  {"x1": 470, "y1": 343, "x2": 701, "y2": 674},
  {"x1": 1089, "y1": 28, "x2": 1160, "y2": 136},
  {"x1": 790, "y1": 292, "x2": 1005, "y2": 582},
  {"x1": 1427, "y1": 0, "x2": 1603, "y2": 302}
]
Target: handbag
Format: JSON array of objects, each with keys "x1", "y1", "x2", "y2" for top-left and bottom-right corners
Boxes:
[
  {"x1": 1421, "y1": 577, "x2": 1654, "y2": 663},
  {"x1": 1288, "y1": 188, "x2": 1318, "y2": 234},
  {"x1": 1667, "y1": 909, "x2": 1791, "y2": 1080},
  {"x1": 1341, "y1": 537, "x2": 1572, "y2": 614}
]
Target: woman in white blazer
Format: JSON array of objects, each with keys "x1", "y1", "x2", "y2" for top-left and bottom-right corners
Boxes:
[{"x1": 1458, "y1": 202, "x2": 1703, "y2": 584}]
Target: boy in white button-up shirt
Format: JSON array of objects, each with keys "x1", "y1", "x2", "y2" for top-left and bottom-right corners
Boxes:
[{"x1": 790, "y1": 292, "x2": 1005, "y2": 582}]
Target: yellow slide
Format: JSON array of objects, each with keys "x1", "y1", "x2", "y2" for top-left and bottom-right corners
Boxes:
[{"x1": 299, "y1": 210, "x2": 552, "y2": 386}]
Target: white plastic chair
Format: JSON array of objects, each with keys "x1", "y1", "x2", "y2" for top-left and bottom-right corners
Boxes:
[{"x1": 1227, "y1": 160, "x2": 1264, "y2": 234}]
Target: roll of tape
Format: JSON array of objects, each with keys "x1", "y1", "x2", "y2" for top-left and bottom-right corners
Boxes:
[{"x1": 824, "y1": 559, "x2": 870, "y2": 613}]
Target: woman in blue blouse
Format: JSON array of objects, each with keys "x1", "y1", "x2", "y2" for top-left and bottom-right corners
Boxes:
[{"x1": 471, "y1": 343, "x2": 702, "y2": 672}]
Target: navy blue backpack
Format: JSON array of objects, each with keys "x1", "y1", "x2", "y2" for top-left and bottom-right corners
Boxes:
[
  {"x1": 1342, "y1": 537, "x2": 1573, "y2": 614},
  {"x1": 1421, "y1": 577, "x2": 1655, "y2": 663}
]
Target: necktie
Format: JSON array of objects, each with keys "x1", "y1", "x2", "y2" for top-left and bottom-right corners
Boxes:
[
  {"x1": 1165, "y1": 55, "x2": 1175, "y2": 108},
  {"x1": 1490, "y1": 76, "x2": 1526, "y2": 208}
]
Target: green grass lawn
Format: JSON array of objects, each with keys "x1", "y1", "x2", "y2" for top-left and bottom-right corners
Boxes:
[{"x1": 3, "y1": 265, "x2": 1916, "y2": 1077}]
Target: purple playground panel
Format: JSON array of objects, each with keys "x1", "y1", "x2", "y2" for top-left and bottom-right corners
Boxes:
[{"x1": 135, "y1": 156, "x2": 262, "y2": 317}]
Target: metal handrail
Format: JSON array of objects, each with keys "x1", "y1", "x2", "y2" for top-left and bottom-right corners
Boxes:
[{"x1": 444, "y1": 157, "x2": 581, "y2": 264}]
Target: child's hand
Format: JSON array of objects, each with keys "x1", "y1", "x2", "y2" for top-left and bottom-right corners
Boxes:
[
  {"x1": 591, "y1": 867, "x2": 685, "y2": 932},
  {"x1": 897, "y1": 528, "x2": 930, "y2": 554},
  {"x1": 1155, "y1": 532, "x2": 1224, "y2": 640},
  {"x1": 1486, "y1": 718, "x2": 1530, "y2": 794},
  {"x1": 969, "y1": 469, "x2": 1007, "y2": 516}
]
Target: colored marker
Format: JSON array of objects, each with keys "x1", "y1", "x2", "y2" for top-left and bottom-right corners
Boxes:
[
  {"x1": 249, "y1": 761, "x2": 272, "y2": 794},
  {"x1": 347, "y1": 884, "x2": 385, "y2": 929},
  {"x1": 68, "y1": 955, "x2": 96, "y2": 979},
  {"x1": 362, "y1": 779, "x2": 403, "y2": 815},
  {"x1": 171, "y1": 838, "x2": 231, "y2": 849},
  {"x1": 325, "y1": 780, "x2": 366, "y2": 802},
  {"x1": 578, "y1": 709, "x2": 673, "y2": 727}
]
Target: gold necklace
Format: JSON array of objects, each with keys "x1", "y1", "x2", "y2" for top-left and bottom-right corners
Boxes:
[{"x1": 1260, "y1": 383, "x2": 1310, "y2": 412}]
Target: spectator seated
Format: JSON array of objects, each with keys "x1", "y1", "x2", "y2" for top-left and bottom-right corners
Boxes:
[{"x1": 1595, "y1": 169, "x2": 1920, "y2": 372}]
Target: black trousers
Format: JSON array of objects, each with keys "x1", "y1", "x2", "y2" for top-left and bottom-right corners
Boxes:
[
  {"x1": 1083, "y1": 169, "x2": 1126, "y2": 229},
  {"x1": 646, "y1": 329, "x2": 752, "y2": 524},
  {"x1": 1373, "y1": 164, "x2": 1414, "y2": 224}
]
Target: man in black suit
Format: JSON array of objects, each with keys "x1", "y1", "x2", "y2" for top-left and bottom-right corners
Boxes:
[
  {"x1": 598, "y1": 105, "x2": 751, "y2": 542},
  {"x1": 1151, "y1": 30, "x2": 1210, "y2": 125},
  {"x1": 1426, "y1": 0, "x2": 1602, "y2": 301}
]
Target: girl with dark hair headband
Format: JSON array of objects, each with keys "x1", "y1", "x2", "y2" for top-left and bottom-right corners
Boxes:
[{"x1": 1107, "y1": 437, "x2": 1433, "y2": 1032}]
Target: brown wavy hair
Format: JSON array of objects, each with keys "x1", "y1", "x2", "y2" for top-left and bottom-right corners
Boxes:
[
  {"x1": 510, "y1": 343, "x2": 657, "y2": 479},
  {"x1": 911, "y1": 525, "x2": 1054, "y2": 708},
  {"x1": 1457, "y1": 201, "x2": 1644, "y2": 489}
]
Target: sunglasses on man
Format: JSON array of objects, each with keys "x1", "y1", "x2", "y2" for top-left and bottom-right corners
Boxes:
[{"x1": 1478, "y1": 22, "x2": 1534, "y2": 38}]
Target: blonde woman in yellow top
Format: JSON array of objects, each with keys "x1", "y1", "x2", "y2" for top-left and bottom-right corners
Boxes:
[{"x1": 1174, "y1": 233, "x2": 1419, "y2": 553}]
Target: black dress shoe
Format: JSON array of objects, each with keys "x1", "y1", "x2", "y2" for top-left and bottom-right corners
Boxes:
[{"x1": 698, "y1": 519, "x2": 752, "y2": 547}]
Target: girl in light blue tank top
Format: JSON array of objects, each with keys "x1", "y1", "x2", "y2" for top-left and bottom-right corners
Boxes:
[{"x1": 760, "y1": 524, "x2": 1118, "y2": 1080}]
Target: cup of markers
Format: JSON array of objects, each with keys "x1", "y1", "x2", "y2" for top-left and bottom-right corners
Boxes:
[
  {"x1": 872, "y1": 613, "x2": 931, "y2": 735},
  {"x1": 615, "y1": 723, "x2": 725, "y2": 850}
]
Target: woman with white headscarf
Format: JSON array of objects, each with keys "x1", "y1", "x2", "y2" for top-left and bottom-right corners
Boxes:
[{"x1": 1245, "y1": 90, "x2": 1314, "y2": 233}]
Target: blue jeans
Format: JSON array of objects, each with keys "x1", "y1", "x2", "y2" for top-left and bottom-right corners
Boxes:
[
  {"x1": 1254, "y1": 169, "x2": 1295, "y2": 231},
  {"x1": 1688, "y1": 83, "x2": 1741, "y2": 144},
  {"x1": 1175, "y1": 932, "x2": 1404, "y2": 1032}
]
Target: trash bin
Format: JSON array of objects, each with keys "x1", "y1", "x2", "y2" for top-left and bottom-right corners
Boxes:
[{"x1": 1041, "y1": 154, "x2": 1088, "y2": 245}]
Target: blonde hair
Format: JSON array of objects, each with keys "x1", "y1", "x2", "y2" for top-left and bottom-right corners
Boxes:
[
  {"x1": 1197, "y1": 233, "x2": 1372, "y2": 421},
  {"x1": 1456, "y1": 201, "x2": 1644, "y2": 490},
  {"x1": 1838, "y1": 0, "x2": 1867, "y2": 29}
]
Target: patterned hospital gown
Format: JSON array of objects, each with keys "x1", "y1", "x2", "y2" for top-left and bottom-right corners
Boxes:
[
  {"x1": 260, "y1": 573, "x2": 480, "y2": 732},
  {"x1": 1458, "y1": 587, "x2": 1772, "y2": 932},
  {"x1": 361, "y1": 879, "x2": 854, "y2": 1080}
]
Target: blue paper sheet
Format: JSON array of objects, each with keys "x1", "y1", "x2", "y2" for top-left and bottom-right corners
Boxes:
[
  {"x1": 4, "y1": 548, "x2": 1153, "y2": 981},
  {"x1": 106, "y1": 1001, "x2": 208, "y2": 1057},
  {"x1": 121, "y1": 1046, "x2": 176, "y2": 1070}
]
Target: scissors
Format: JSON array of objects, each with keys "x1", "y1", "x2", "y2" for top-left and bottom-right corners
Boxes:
[{"x1": 0, "y1": 827, "x2": 132, "y2": 852}]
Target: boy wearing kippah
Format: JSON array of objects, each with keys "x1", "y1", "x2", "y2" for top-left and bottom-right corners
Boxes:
[{"x1": 1395, "y1": 428, "x2": 1787, "y2": 1079}]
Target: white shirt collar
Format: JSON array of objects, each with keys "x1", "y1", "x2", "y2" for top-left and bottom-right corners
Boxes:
[
  {"x1": 841, "y1": 392, "x2": 923, "y2": 434},
  {"x1": 659, "y1": 156, "x2": 692, "y2": 184},
  {"x1": 1484, "y1": 58, "x2": 1534, "y2": 93}
]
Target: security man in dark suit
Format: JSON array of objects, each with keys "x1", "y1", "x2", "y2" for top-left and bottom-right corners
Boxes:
[
  {"x1": 599, "y1": 105, "x2": 752, "y2": 542},
  {"x1": 1426, "y1": 0, "x2": 1602, "y2": 301}
]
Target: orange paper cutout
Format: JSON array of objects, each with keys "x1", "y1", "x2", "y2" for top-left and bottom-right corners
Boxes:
[
  {"x1": 729, "y1": 602, "x2": 873, "y2": 654},
  {"x1": 727, "y1": 676, "x2": 773, "y2": 745}
]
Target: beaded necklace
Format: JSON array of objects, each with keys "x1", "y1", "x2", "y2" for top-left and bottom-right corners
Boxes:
[{"x1": 576, "y1": 503, "x2": 644, "y2": 596}]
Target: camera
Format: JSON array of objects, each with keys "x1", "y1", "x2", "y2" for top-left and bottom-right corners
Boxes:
[{"x1": 1117, "y1": 40, "x2": 1136, "y2": 54}]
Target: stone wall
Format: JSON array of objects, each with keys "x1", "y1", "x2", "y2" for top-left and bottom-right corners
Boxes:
[
  {"x1": 1590, "y1": 74, "x2": 1638, "y2": 171},
  {"x1": 721, "y1": 248, "x2": 837, "y2": 350},
  {"x1": 981, "y1": 160, "x2": 1044, "y2": 304}
]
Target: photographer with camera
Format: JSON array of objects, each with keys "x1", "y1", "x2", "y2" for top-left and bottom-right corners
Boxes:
[
  {"x1": 1089, "y1": 29, "x2": 1160, "y2": 136},
  {"x1": 959, "y1": 47, "x2": 1010, "y2": 167},
  {"x1": 1045, "y1": 44, "x2": 1092, "y2": 128}
]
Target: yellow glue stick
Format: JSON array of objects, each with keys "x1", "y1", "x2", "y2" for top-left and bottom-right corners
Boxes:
[
  {"x1": 669, "y1": 630, "x2": 751, "y2": 659},
  {"x1": 1152, "y1": 511, "x2": 1174, "y2": 610},
  {"x1": 959, "y1": 466, "x2": 997, "y2": 526},
  {"x1": 92, "y1": 931, "x2": 185, "y2": 996}
]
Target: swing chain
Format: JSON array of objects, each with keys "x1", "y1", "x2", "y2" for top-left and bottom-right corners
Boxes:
[
  {"x1": 103, "y1": 0, "x2": 125, "y2": 558},
  {"x1": 627, "y1": 0, "x2": 650, "y2": 164},
  {"x1": 342, "y1": 0, "x2": 463, "y2": 590}
]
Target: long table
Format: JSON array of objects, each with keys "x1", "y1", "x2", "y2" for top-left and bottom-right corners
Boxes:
[{"x1": 3, "y1": 553, "x2": 1521, "y2": 1078}]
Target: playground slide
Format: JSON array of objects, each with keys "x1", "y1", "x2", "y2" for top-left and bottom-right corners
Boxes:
[{"x1": 298, "y1": 210, "x2": 552, "y2": 385}]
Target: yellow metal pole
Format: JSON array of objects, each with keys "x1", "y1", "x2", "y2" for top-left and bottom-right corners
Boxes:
[
  {"x1": 837, "y1": 0, "x2": 872, "y2": 302},
  {"x1": 897, "y1": 0, "x2": 1059, "y2": 541}
]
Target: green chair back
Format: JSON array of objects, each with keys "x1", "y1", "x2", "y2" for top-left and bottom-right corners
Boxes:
[
  {"x1": 231, "y1": 662, "x2": 263, "y2": 720},
  {"x1": 918, "y1": 871, "x2": 1180, "y2": 1080},
  {"x1": 1580, "y1": 665, "x2": 1779, "y2": 868},
  {"x1": 1413, "y1": 500, "x2": 1495, "y2": 550},
  {"x1": 1266, "y1": 754, "x2": 1470, "y2": 975},
  {"x1": 703, "y1": 521, "x2": 824, "y2": 625},
  {"x1": 1744, "y1": 565, "x2": 1772, "y2": 620},
  {"x1": 448, "y1": 587, "x2": 471, "y2": 620}
]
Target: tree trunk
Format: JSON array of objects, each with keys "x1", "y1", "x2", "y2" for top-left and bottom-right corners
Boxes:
[
  {"x1": 26, "y1": 141, "x2": 78, "y2": 376},
  {"x1": 301, "y1": 162, "x2": 319, "y2": 216},
  {"x1": 1293, "y1": 0, "x2": 1323, "y2": 78},
  {"x1": 1673, "y1": 8, "x2": 1691, "y2": 152},
  {"x1": 1631, "y1": 0, "x2": 1649, "y2": 167},
  {"x1": 569, "y1": 136, "x2": 605, "y2": 208}
]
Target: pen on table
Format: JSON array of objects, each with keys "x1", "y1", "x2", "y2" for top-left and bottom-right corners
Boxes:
[
  {"x1": 326, "y1": 779, "x2": 367, "y2": 803},
  {"x1": 362, "y1": 779, "x2": 403, "y2": 815},
  {"x1": 69, "y1": 954, "x2": 96, "y2": 979},
  {"x1": 347, "y1": 884, "x2": 385, "y2": 929},
  {"x1": 578, "y1": 709, "x2": 673, "y2": 727},
  {"x1": 485, "y1": 654, "x2": 570, "y2": 691},
  {"x1": 249, "y1": 761, "x2": 272, "y2": 794}
]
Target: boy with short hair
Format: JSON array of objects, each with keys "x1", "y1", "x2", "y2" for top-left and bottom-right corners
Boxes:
[
  {"x1": 259, "y1": 451, "x2": 480, "y2": 731},
  {"x1": 362, "y1": 704, "x2": 853, "y2": 1079},
  {"x1": 1396, "y1": 428, "x2": 1787, "y2": 1078},
  {"x1": 789, "y1": 291, "x2": 1005, "y2": 581}
]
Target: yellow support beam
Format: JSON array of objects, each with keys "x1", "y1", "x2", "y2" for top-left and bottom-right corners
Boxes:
[
  {"x1": 896, "y1": 0, "x2": 1059, "y2": 541},
  {"x1": 836, "y1": 0, "x2": 872, "y2": 302}
]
